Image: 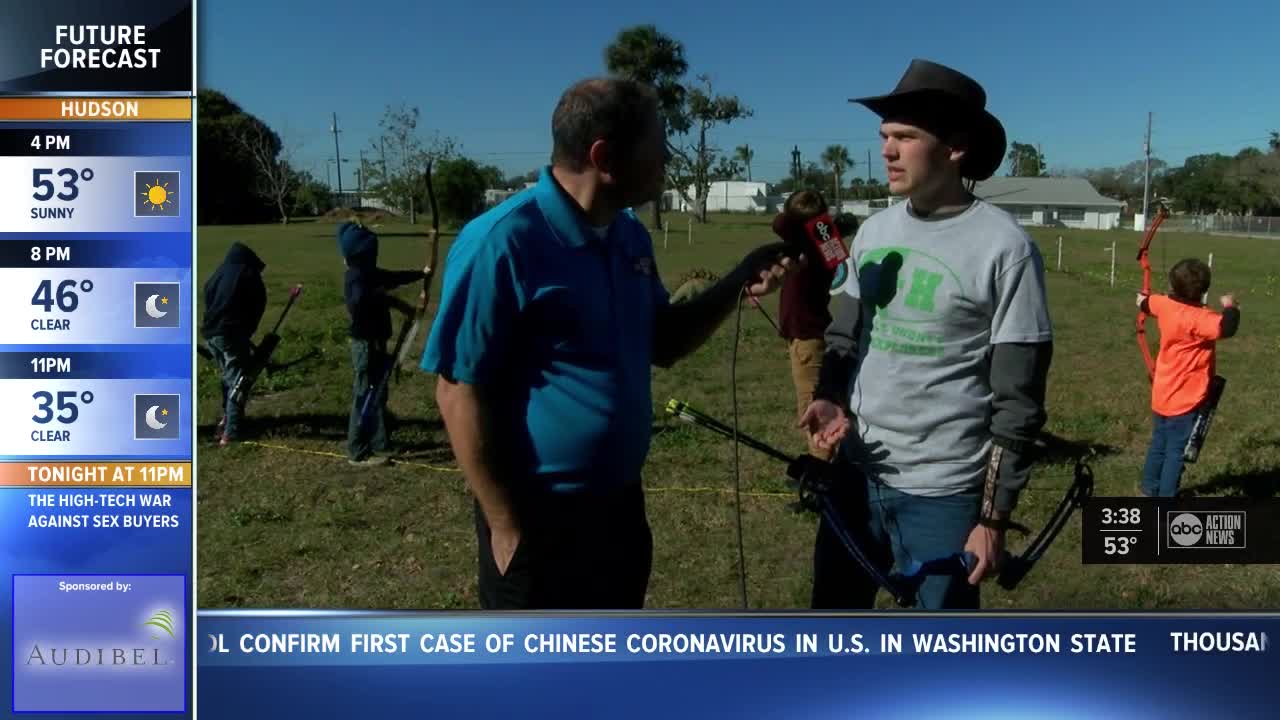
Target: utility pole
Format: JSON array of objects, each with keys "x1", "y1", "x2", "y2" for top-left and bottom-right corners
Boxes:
[
  {"x1": 330, "y1": 112, "x2": 344, "y2": 195},
  {"x1": 791, "y1": 145, "x2": 801, "y2": 186},
  {"x1": 1142, "y1": 112, "x2": 1153, "y2": 231},
  {"x1": 358, "y1": 149, "x2": 366, "y2": 197},
  {"x1": 867, "y1": 149, "x2": 872, "y2": 184}
]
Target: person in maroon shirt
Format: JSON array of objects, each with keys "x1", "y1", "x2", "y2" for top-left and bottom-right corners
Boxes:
[{"x1": 775, "y1": 190, "x2": 856, "y2": 458}]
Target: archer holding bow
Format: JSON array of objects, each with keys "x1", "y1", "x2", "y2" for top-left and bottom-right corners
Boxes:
[
  {"x1": 801, "y1": 60, "x2": 1054, "y2": 610},
  {"x1": 338, "y1": 221, "x2": 433, "y2": 466},
  {"x1": 1135, "y1": 260, "x2": 1240, "y2": 497}
]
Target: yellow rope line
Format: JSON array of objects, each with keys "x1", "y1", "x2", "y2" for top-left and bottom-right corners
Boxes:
[
  {"x1": 648, "y1": 486, "x2": 792, "y2": 498},
  {"x1": 237, "y1": 441, "x2": 790, "y2": 497},
  {"x1": 240, "y1": 440, "x2": 461, "y2": 473}
]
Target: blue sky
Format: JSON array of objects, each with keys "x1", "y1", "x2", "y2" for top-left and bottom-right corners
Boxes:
[{"x1": 199, "y1": 0, "x2": 1279, "y2": 189}]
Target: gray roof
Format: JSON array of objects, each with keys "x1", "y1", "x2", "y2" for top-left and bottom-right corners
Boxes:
[{"x1": 973, "y1": 176, "x2": 1123, "y2": 207}]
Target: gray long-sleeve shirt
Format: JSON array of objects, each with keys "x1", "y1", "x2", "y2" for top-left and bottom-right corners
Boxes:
[{"x1": 815, "y1": 200, "x2": 1053, "y2": 512}]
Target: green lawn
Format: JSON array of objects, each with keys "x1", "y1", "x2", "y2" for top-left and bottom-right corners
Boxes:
[{"x1": 195, "y1": 212, "x2": 1280, "y2": 610}]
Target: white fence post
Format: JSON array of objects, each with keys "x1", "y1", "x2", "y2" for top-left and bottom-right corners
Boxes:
[
  {"x1": 1109, "y1": 241, "x2": 1116, "y2": 288},
  {"x1": 1057, "y1": 236, "x2": 1062, "y2": 271},
  {"x1": 1203, "y1": 252, "x2": 1214, "y2": 303},
  {"x1": 663, "y1": 221, "x2": 668, "y2": 249}
]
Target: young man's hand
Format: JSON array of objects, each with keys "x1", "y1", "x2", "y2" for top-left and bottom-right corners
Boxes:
[
  {"x1": 1135, "y1": 292, "x2": 1149, "y2": 309},
  {"x1": 1220, "y1": 294, "x2": 1235, "y2": 309},
  {"x1": 798, "y1": 399, "x2": 850, "y2": 452},
  {"x1": 964, "y1": 522, "x2": 1006, "y2": 585}
]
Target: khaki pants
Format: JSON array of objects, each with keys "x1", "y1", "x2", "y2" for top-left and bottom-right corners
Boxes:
[{"x1": 789, "y1": 338, "x2": 831, "y2": 459}]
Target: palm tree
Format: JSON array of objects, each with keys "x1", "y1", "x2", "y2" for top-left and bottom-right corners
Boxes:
[
  {"x1": 604, "y1": 25, "x2": 689, "y2": 229},
  {"x1": 734, "y1": 144, "x2": 754, "y2": 181},
  {"x1": 821, "y1": 145, "x2": 853, "y2": 209}
]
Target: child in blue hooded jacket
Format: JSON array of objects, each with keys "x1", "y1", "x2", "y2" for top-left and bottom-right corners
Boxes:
[{"x1": 338, "y1": 221, "x2": 430, "y2": 465}]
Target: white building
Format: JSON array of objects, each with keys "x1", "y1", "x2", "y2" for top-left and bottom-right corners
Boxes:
[
  {"x1": 974, "y1": 176, "x2": 1123, "y2": 230},
  {"x1": 675, "y1": 181, "x2": 775, "y2": 213},
  {"x1": 484, "y1": 188, "x2": 521, "y2": 207},
  {"x1": 836, "y1": 197, "x2": 900, "y2": 217}
]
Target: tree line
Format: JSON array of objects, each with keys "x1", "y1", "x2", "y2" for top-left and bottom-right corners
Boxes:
[
  {"x1": 1007, "y1": 136, "x2": 1280, "y2": 215},
  {"x1": 197, "y1": 89, "x2": 506, "y2": 225}
]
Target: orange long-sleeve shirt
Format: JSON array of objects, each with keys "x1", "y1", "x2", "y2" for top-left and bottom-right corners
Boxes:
[{"x1": 1146, "y1": 294, "x2": 1232, "y2": 416}]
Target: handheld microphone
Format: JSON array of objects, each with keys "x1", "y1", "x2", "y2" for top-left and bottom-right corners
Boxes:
[{"x1": 771, "y1": 212, "x2": 849, "y2": 270}]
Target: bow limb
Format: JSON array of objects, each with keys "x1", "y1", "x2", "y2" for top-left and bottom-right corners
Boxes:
[
  {"x1": 786, "y1": 455, "x2": 916, "y2": 607},
  {"x1": 394, "y1": 160, "x2": 442, "y2": 373},
  {"x1": 424, "y1": 158, "x2": 441, "y2": 302},
  {"x1": 994, "y1": 460, "x2": 1094, "y2": 590},
  {"x1": 1135, "y1": 206, "x2": 1167, "y2": 382}
]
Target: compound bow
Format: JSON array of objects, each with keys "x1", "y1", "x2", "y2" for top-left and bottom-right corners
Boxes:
[{"x1": 665, "y1": 399, "x2": 1094, "y2": 606}]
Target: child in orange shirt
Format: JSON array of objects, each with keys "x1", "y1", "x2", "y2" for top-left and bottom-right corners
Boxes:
[{"x1": 1136, "y1": 259, "x2": 1240, "y2": 497}]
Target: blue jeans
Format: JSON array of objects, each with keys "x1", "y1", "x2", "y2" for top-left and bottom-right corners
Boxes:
[
  {"x1": 348, "y1": 338, "x2": 390, "y2": 460},
  {"x1": 206, "y1": 335, "x2": 251, "y2": 439},
  {"x1": 1141, "y1": 411, "x2": 1197, "y2": 497},
  {"x1": 813, "y1": 471, "x2": 982, "y2": 610}
]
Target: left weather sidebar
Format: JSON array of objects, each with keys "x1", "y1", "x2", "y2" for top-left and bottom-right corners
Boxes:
[{"x1": 0, "y1": 1, "x2": 194, "y2": 716}]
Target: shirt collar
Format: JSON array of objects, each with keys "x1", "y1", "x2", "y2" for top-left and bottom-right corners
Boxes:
[{"x1": 533, "y1": 166, "x2": 616, "y2": 248}]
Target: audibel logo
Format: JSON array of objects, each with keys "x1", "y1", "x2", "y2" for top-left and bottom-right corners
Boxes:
[
  {"x1": 12, "y1": 575, "x2": 185, "y2": 713},
  {"x1": 1168, "y1": 511, "x2": 1246, "y2": 549},
  {"x1": 144, "y1": 609, "x2": 176, "y2": 639}
]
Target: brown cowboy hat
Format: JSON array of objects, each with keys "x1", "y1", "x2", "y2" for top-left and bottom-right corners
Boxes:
[{"x1": 850, "y1": 59, "x2": 1007, "y2": 181}]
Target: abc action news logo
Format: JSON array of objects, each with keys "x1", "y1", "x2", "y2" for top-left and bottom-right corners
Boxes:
[{"x1": 1168, "y1": 511, "x2": 1246, "y2": 549}]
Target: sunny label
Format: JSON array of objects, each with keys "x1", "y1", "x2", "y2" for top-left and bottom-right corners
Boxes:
[{"x1": 30, "y1": 207, "x2": 75, "y2": 219}]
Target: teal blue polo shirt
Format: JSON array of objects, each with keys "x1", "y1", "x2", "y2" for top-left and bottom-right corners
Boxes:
[{"x1": 422, "y1": 167, "x2": 669, "y2": 493}]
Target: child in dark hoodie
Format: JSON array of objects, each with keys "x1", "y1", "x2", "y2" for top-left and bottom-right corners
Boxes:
[
  {"x1": 201, "y1": 242, "x2": 268, "y2": 446},
  {"x1": 338, "y1": 222, "x2": 430, "y2": 465}
]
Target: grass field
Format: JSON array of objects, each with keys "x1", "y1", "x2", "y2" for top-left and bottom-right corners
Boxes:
[{"x1": 195, "y1": 211, "x2": 1280, "y2": 610}]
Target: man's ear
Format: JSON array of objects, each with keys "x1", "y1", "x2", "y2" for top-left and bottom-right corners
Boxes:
[
  {"x1": 587, "y1": 139, "x2": 612, "y2": 179},
  {"x1": 945, "y1": 130, "x2": 970, "y2": 167},
  {"x1": 947, "y1": 139, "x2": 968, "y2": 166}
]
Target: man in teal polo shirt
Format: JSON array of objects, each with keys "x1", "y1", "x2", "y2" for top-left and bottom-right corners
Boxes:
[{"x1": 423, "y1": 77, "x2": 795, "y2": 609}]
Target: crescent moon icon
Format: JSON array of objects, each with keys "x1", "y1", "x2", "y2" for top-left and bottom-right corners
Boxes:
[
  {"x1": 145, "y1": 405, "x2": 167, "y2": 430},
  {"x1": 145, "y1": 294, "x2": 167, "y2": 319}
]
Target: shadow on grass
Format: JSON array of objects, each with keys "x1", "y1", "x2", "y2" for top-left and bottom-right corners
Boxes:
[
  {"x1": 1037, "y1": 432, "x2": 1120, "y2": 465},
  {"x1": 1185, "y1": 468, "x2": 1280, "y2": 498},
  {"x1": 368, "y1": 231, "x2": 456, "y2": 239},
  {"x1": 198, "y1": 413, "x2": 444, "y2": 445},
  {"x1": 309, "y1": 230, "x2": 455, "y2": 241}
]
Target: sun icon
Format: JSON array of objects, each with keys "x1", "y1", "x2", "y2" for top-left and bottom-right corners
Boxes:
[{"x1": 141, "y1": 178, "x2": 176, "y2": 212}]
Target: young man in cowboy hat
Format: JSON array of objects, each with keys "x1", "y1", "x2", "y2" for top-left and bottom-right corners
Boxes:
[{"x1": 799, "y1": 59, "x2": 1054, "y2": 609}]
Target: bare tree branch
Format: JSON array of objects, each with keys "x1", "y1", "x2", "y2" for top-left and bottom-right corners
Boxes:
[{"x1": 235, "y1": 123, "x2": 299, "y2": 224}]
